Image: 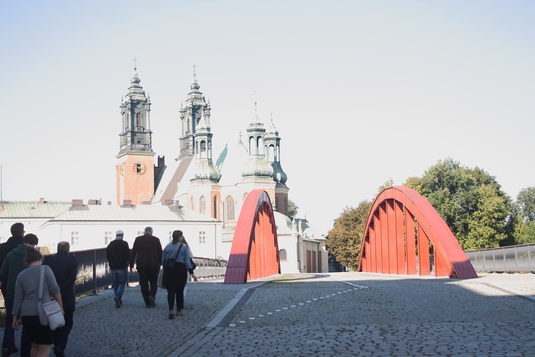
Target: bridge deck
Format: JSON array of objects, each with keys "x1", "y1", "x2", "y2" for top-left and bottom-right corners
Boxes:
[{"x1": 6, "y1": 272, "x2": 535, "y2": 356}]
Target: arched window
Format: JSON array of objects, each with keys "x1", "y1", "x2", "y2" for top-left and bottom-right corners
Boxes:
[
  {"x1": 200, "y1": 140, "x2": 207, "y2": 158},
  {"x1": 190, "y1": 197, "x2": 194, "y2": 211},
  {"x1": 199, "y1": 196, "x2": 206, "y2": 215},
  {"x1": 279, "y1": 249, "x2": 287, "y2": 261},
  {"x1": 136, "y1": 113, "x2": 142, "y2": 128},
  {"x1": 213, "y1": 196, "x2": 218, "y2": 219},
  {"x1": 225, "y1": 196, "x2": 235, "y2": 221},
  {"x1": 249, "y1": 136, "x2": 255, "y2": 154},
  {"x1": 267, "y1": 145, "x2": 275, "y2": 162}
]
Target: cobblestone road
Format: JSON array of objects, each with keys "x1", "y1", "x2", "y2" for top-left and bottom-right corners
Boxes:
[{"x1": 5, "y1": 272, "x2": 535, "y2": 356}]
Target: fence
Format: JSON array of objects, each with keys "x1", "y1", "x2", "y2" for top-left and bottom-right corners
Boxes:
[
  {"x1": 71, "y1": 247, "x2": 227, "y2": 296},
  {"x1": 465, "y1": 243, "x2": 535, "y2": 273}
]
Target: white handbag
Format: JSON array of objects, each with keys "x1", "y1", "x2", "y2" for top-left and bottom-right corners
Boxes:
[{"x1": 37, "y1": 266, "x2": 65, "y2": 331}]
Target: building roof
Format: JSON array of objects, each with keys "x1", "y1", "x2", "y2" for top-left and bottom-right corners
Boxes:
[
  {"x1": 46, "y1": 203, "x2": 219, "y2": 223},
  {"x1": 0, "y1": 201, "x2": 72, "y2": 219},
  {"x1": 152, "y1": 155, "x2": 194, "y2": 203}
]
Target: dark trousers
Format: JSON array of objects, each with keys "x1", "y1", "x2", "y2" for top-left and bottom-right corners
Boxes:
[
  {"x1": 2, "y1": 294, "x2": 30, "y2": 356},
  {"x1": 137, "y1": 267, "x2": 159, "y2": 306},
  {"x1": 53, "y1": 310, "x2": 73, "y2": 352},
  {"x1": 166, "y1": 263, "x2": 187, "y2": 312},
  {"x1": 1, "y1": 287, "x2": 15, "y2": 351}
]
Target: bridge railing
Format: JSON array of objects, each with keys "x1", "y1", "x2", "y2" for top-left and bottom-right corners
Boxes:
[
  {"x1": 66, "y1": 248, "x2": 227, "y2": 297},
  {"x1": 465, "y1": 244, "x2": 535, "y2": 273}
]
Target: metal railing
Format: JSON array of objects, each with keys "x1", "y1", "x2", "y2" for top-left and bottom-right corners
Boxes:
[
  {"x1": 63, "y1": 248, "x2": 227, "y2": 297},
  {"x1": 465, "y1": 243, "x2": 535, "y2": 273}
]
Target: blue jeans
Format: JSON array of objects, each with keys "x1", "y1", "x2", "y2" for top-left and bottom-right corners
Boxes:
[{"x1": 111, "y1": 269, "x2": 128, "y2": 300}]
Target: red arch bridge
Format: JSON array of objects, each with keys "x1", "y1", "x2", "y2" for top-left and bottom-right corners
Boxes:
[{"x1": 223, "y1": 187, "x2": 477, "y2": 284}]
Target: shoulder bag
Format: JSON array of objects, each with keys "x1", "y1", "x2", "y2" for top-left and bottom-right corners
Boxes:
[
  {"x1": 158, "y1": 244, "x2": 183, "y2": 288},
  {"x1": 163, "y1": 243, "x2": 183, "y2": 269},
  {"x1": 37, "y1": 266, "x2": 65, "y2": 331}
]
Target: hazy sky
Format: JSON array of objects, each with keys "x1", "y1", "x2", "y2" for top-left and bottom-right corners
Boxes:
[{"x1": 1, "y1": 1, "x2": 534, "y2": 235}]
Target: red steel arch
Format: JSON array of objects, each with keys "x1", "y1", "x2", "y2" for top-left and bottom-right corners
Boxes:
[
  {"x1": 224, "y1": 190, "x2": 280, "y2": 284},
  {"x1": 358, "y1": 186, "x2": 477, "y2": 279}
]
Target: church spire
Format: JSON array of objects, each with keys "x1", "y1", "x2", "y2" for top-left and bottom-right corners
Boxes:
[
  {"x1": 118, "y1": 65, "x2": 152, "y2": 155},
  {"x1": 116, "y1": 62, "x2": 156, "y2": 205},
  {"x1": 265, "y1": 113, "x2": 289, "y2": 215},
  {"x1": 178, "y1": 68, "x2": 211, "y2": 159},
  {"x1": 191, "y1": 115, "x2": 221, "y2": 183},
  {"x1": 241, "y1": 103, "x2": 273, "y2": 180}
]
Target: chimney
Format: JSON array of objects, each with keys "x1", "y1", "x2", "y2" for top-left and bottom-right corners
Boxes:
[
  {"x1": 162, "y1": 199, "x2": 174, "y2": 206},
  {"x1": 175, "y1": 200, "x2": 180, "y2": 207},
  {"x1": 122, "y1": 200, "x2": 133, "y2": 207},
  {"x1": 107, "y1": 201, "x2": 112, "y2": 205},
  {"x1": 72, "y1": 199, "x2": 83, "y2": 207},
  {"x1": 39, "y1": 198, "x2": 45, "y2": 204}
]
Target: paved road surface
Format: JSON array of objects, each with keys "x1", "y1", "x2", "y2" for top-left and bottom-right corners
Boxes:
[{"x1": 5, "y1": 272, "x2": 535, "y2": 356}]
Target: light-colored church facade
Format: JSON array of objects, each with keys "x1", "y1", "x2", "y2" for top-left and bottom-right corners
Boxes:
[{"x1": 0, "y1": 67, "x2": 327, "y2": 274}]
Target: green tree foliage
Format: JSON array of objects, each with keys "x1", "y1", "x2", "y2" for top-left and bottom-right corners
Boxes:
[
  {"x1": 376, "y1": 178, "x2": 394, "y2": 195},
  {"x1": 516, "y1": 187, "x2": 535, "y2": 222},
  {"x1": 511, "y1": 187, "x2": 535, "y2": 244},
  {"x1": 403, "y1": 158, "x2": 511, "y2": 250},
  {"x1": 287, "y1": 199, "x2": 298, "y2": 221},
  {"x1": 326, "y1": 201, "x2": 372, "y2": 270}
]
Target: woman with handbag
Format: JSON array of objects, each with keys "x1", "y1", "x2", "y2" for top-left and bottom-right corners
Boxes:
[
  {"x1": 12, "y1": 247, "x2": 63, "y2": 357},
  {"x1": 162, "y1": 230, "x2": 192, "y2": 319}
]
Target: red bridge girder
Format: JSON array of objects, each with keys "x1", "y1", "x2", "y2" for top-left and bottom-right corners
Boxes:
[
  {"x1": 358, "y1": 186, "x2": 477, "y2": 279},
  {"x1": 223, "y1": 190, "x2": 280, "y2": 284}
]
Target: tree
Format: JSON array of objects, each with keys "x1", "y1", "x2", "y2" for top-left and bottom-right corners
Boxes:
[
  {"x1": 403, "y1": 158, "x2": 512, "y2": 250},
  {"x1": 326, "y1": 200, "x2": 372, "y2": 270},
  {"x1": 516, "y1": 187, "x2": 535, "y2": 222},
  {"x1": 287, "y1": 199, "x2": 298, "y2": 221},
  {"x1": 511, "y1": 187, "x2": 535, "y2": 244}
]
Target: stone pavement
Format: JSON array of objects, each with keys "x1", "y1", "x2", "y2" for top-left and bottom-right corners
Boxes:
[{"x1": 6, "y1": 272, "x2": 535, "y2": 356}]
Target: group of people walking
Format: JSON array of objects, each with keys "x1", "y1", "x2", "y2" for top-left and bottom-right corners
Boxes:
[
  {"x1": 0, "y1": 223, "x2": 77, "y2": 357},
  {"x1": 106, "y1": 227, "x2": 198, "y2": 319},
  {"x1": 0, "y1": 224, "x2": 196, "y2": 357}
]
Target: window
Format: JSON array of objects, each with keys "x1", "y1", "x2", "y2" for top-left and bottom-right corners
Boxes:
[
  {"x1": 279, "y1": 249, "x2": 287, "y2": 261},
  {"x1": 190, "y1": 197, "x2": 194, "y2": 211},
  {"x1": 213, "y1": 196, "x2": 218, "y2": 219},
  {"x1": 71, "y1": 232, "x2": 79, "y2": 246},
  {"x1": 199, "y1": 231, "x2": 206, "y2": 244},
  {"x1": 105, "y1": 231, "x2": 113, "y2": 245},
  {"x1": 136, "y1": 112, "x2": 142, "y2": 127},
  {"x1": 137, "y1": 231, "x2": 144, "y2": 237},
  {"x1": 225, "y1": 196, "x2": 235, "y2": 221},
  {"x1": 136, "y1": 162, "x2": 142, "y2": 174},
  {"x1": 200, "y1": 196, "x2": 206, "y2": 215}
]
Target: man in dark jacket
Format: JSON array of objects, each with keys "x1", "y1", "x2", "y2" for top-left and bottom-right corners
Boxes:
[
  {"x1": 106, "y1": 230, "x2": 130, "y2": 308},
  {"x1": 43, "y1": 241, "x2": 78, "y2": 357},
  {"x1": 0, "y1": 223, "x2": 24, "y2": 354},
  {"x1": 0, "y1": 233, "x2": 37, "y2": 357},
  {"x1": 129, "y1": 227, "x2": 162, "y2": 308}
]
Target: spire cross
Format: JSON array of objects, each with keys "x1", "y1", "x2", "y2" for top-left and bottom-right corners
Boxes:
[
  {"x1": 133, "y1": 58, "x2": 137, "y2": 71},
  {"x1": 193, "y1": 64, "x2": 197, "y2": 80}
]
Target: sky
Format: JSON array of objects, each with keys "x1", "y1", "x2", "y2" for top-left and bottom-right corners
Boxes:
[{"x1": 1, "y1": 0, "x2": 534, "y2": 235}]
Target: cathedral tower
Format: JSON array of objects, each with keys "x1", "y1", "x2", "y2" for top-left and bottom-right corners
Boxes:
[
  {"x1": 116, "y1": 66, "x2": 155, "y2": 205},
  {"x1": 239, "y1": 104, "x2": 276, "y2": 205},
  {"x1": 188, "y1": 114, "x2": 222, "y2": 219},
  {"x1": 265, "y1": 116, "x2": 289, "y2": 215},
  {"x1": 178, "y1": 72, "x2": 211, "y2": 159}
]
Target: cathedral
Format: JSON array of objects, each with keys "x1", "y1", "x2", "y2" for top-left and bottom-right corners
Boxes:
[
  {"x1": 0, "y1": 66, "x2": 328, "y2": 274},
  {"x1": 114, "y1": 66, "x2": 327, "y2": 273}
]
